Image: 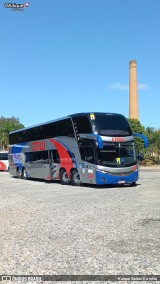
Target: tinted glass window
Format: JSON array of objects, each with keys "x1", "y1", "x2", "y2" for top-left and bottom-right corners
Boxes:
[
  {"x1": 72, "y1": 116, "x2": 92, "y2": 133},
  {"x1": 29, "y1": 150, "x2": 48, "y2": 162},
  {"x1": 9, "y1": 122, "x2": 57, "y2": 144},
  {"x1": 9, "y1": 118, "x2": 74, "y2": 144},
  {"x1": 79, "y1": 139, "x2": 95, "y2": 163},
  {"x1": 46, "y1": 122, "x2": 58, "y2": 138},
  {"x1": 92, "y1": 114, "x2": 132, "y2": 136},
  {"x1": 50, "y1": 150, "x2": 60, "y2": 163},
  {"x1": 97, "y1": 142, "x2": 136, "y2": 167},
  {"x1": 34, "y1": 126, "x2": 46, "y2": 140},
  {"x1": 24, "y1": 129, "x2": 33, "y2": 142},
  {"x1": 0, "y1": 153, "x2": 8, "y2": 160},
  {"x1": 58, "y1": 119, "x2": 74, "y2": 136},
  {"x1": 9, "y1": 132, "x2": 21, "y2": 144}
]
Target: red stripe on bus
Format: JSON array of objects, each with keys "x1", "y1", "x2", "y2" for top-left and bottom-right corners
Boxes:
[
  {"x1": 49, "y1": 139, "x2": 73, "y2": 178},
  {"x1": 46, "y1": 175, "x2": 51, "y2": 180}
]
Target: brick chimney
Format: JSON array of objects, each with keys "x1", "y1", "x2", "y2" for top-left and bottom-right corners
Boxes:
[{"x1": 129, "y1": 60, "x2": 139, "y2": 119}]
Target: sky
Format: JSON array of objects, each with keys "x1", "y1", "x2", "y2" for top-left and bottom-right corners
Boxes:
[{"x1": 0, "y1": 0, "x2": 160, "y2": 129}]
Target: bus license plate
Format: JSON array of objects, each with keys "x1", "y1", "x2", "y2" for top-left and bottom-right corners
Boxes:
[{"x1": 118, "y1": 180, "x2": 125, "y2": 184}]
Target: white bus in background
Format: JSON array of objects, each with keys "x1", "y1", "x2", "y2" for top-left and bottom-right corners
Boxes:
[{"x1": 0, "y1": 151, "x2": 9, "y2": 171}]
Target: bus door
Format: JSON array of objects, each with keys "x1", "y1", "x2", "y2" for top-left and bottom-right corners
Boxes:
[
  {"x1": 78, "y1": 138, "x2": 97, "y2": 183},
  {"x1": 79, "y1": 139, "x2": 96, "y2": 164},
  {"x1": 48, "y1": 150, "x2": 59, "y2": 180},
  {"x1": 28, "y1": 151, "x2": 48, "y2": 179}
]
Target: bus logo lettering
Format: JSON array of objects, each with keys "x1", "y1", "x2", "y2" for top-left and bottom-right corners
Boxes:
[
  {"x1": 32, "y1": 141, "x2": 46, "y2": 151},
  {"x1": 112, "y1": 137, "x2": 125, "y2": 142}
]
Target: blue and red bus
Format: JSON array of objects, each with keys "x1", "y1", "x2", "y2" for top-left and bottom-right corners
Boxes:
[{"x1": 9, "y1": 112, "x2": 148, "y2": 186}]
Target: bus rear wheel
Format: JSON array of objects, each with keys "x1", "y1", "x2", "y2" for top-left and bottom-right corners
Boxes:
[
  {"x1": 71, "y1": 169, "x2": 81, "y2": 186},
  {"x1": 22, "y1": 167, "x2": 28, "y2": 180},
  {"x1": 60, "y1": 169, "x2": 70, "y2": 185},
  {"x1": 17, "y1": 168, "x2": 22, "y2": 179}
]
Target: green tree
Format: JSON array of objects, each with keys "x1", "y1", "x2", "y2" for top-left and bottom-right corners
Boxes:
[
  {"x1": 145, "y1": 127, "x2": 155, "y2": 158},
  {"x1": 128, "y1": 118, "x2": 146, "y2": 154},
  {"x1": 144, "y1": 127, "x2": 160, "y2": 163},
  {"x1": 150, "y1": 130, "x2": 160, "y2": 163},
  {"x1": 0, "y1": 116, "x2": 24, "y2": 150}
]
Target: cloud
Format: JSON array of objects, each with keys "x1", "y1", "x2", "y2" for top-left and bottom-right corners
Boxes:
[
  {"x1": 138, "y1": 83, "x2": 149, "y2": 90},
  {"x1": 108, "y1": 82, "x2": 129, "y2": 90},
  {"x1": 108, "y1": 82, "x2": 149, "y2": 91}
]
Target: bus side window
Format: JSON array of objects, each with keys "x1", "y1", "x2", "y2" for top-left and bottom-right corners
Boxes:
[
  {"x1": 78, "y1": 138, "x2": 96, "y2": 163},
  {"x1": 51, "y1": 150, "x2": 60, "y2": 163},
  {"x1": 25, "y1": 152, "x2": 30, "y2": 163},
  {"x1": 72, "y1": 116, "x2": 92, "y2": 134},
  {"x1": 58, "y1": 119, "x2": 74, "y2": 137},
  {"x1": 79, "y1": 145, "x2": 95, "y2": 163},
  {"x1": 41, "y1": 151, "x2": 48, "y2": 160}
]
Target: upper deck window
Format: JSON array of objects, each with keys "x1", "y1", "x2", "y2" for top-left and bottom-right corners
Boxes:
[
  {"x1": 72, "y1": 116, "x2": 92, "y2": 134},
  {"x1": 91, "y1": 114, "x2": 132, "y2": 136}
]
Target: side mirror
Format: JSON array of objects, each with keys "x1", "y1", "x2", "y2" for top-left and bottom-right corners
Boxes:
[
  {"x1": 137, "y1": 153, "x2": 143, "y2": 161},
  {"x1": 133, "y1": 133, "x2": 149, "y2": 148}
]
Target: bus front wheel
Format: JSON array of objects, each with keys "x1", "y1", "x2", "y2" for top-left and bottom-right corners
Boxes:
[
  {"x1": 71, "y1": 169, "x2": 81, "y2": 186},
  {"x1": 60, "y1": 169, "x2": 70, "y2": 185},
  {"x1": 131, "y1": 182, "x2": 137, "y2": 187}
]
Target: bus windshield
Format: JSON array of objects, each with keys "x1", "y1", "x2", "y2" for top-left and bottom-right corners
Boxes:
[
  {"x1": 91, "y1": 114, "x2": 132, "y2": 136},
  {"x1": 97, "y1": 142, "x2": 136, "y2": 167}
]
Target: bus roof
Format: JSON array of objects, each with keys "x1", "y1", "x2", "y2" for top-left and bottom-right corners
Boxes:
[{"x1": 9, "y1": 112, "x2": 125, "y2": 135}]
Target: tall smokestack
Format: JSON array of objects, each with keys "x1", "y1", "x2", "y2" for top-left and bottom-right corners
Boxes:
[{"x1": 129, "y1": 60, "x2": 139, "y2": 120}]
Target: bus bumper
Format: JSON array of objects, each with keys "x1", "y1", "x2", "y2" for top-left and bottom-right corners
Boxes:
[{"x1": 95, "y1": 170, "x2": 138, "y2": 185}]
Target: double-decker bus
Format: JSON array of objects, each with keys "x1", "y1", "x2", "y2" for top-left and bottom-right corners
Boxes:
[
  {"x1": 8, "y1": 112, "x2": 148, "y2": 186},
  {"x1": 0, "y1": 151, "x2": 9, "y2": 171}
]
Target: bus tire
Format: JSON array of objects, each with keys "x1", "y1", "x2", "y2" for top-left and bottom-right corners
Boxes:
[
  {"x1": 17, "y1": 168, "x2": 22, "y2": 179},
  {"x1": 71, "y1": 169, "x2": 81, "y2": 186},
  {"x1": 60, "y1": 169, "x2": 70, "y2": 185},
  {"x1": 22, "y1": 167, "x2": 28, "y2": 180},
  {"x1": 131, "y1": 182, "x2": 136, "y2": 187}
]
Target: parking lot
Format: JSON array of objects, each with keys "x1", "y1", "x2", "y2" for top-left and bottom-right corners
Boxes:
[{"x1": 0, "y1": 168, "x2": 160, "y2": 280}]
